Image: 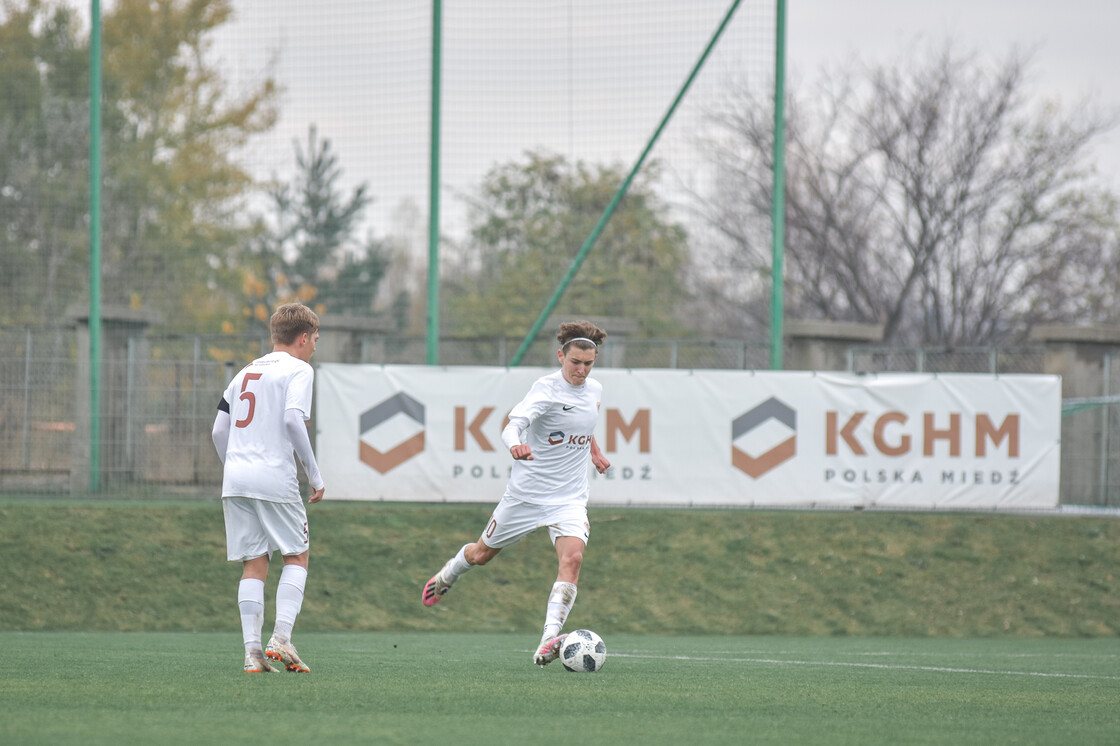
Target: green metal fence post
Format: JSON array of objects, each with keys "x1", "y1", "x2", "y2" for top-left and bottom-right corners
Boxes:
[
  {"x1": 426, "y1": 0, "x2": 442, "y2": 365},
  {"x1": 89, "y1": 0, "x2": 103, "y2": 491},
  {"x1": 770, "y1": 0, "x2": 787, "y2": 371}
]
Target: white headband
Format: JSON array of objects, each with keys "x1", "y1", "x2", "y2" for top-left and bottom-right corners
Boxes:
[{"x1": 562, "y1": 337, "x2": 598, "y2": 348}]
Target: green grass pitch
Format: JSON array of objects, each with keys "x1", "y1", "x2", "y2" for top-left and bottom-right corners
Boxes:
[{"x1": 3, "y1": 632, "x2": 1118, "y2": 745}]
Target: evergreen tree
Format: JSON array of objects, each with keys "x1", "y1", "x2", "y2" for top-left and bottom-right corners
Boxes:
[{"x1": 244, "y1": 125, "x2": 390, "y2": 328}]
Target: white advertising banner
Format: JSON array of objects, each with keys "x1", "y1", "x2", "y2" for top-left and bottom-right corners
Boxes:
[{"x1": 317, "y1": 365, "x2": 1061, "y2": 510}]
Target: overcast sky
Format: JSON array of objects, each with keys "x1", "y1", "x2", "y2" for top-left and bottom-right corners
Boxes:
[
  {"x1": 208, "y1": 1, "x2": 1120, "y2": 246},
  {"x1": 791, "y1": 0, "x2": 1119, "y2": 177}
]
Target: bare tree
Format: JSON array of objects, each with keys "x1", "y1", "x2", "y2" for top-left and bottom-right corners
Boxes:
[{"x1": 695, "y1": 43, "x2": 1119, "y2": 345}]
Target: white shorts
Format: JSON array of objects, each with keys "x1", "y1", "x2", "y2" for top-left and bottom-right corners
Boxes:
[
  {"x1": 479, "y1": 497, "x2": 590, "y2": 550},
  {"x1": 223, "y1": 496, "x2": 309, "y2": 561}
]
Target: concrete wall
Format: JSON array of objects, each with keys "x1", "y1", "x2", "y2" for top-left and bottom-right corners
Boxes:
[
  {"x1": 70, "y1": 306, "x2": 158, "y2": 494},
  {"x1": 1030, "y1": 325, "x2": 1120, "y2": 507},
  {"x1": 785, "y1": 319, "x2": 885, "y2": 372},
  {"x1": 1030, "y1": 324, "x2": 1120, "y2": 397}
]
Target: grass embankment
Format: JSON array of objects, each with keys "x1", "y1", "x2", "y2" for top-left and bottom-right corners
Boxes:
[{"x1": 1, "y1": 499, "x2": 1117, "y2": 636}]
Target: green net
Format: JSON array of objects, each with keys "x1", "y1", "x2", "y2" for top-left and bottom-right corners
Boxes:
[{"x1": 1, "y1": 0, "x2": 777, "y2": 344}]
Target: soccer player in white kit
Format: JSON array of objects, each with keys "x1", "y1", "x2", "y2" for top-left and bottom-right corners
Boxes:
[
  {"x1": 211, "y1": 302, "x2": 326, "y2": 673},
  {"x1": 422, "y1": 321, "x2": 611, "y2": 667}
]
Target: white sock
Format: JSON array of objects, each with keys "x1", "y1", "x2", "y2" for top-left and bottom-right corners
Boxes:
[
  {"x1": 238, "y1": 578, "x2": 266, "y2": 653},
  {"x1": 542, "y1": 581, "x2": 578, "y2": 640},
  {"x1": 272, "y1": 565, "x2": 308, "y2": 645},
  {"x1": 442, "y1": 544, "x2": 474, "y2": 584}
]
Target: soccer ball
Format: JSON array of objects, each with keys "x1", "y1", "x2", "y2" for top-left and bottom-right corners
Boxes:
[{"x1": 559, "y1": 629, "x2": 606, "y2": 673}]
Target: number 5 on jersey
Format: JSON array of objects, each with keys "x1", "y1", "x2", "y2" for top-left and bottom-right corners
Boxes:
[{"x1": 236, "y1": 373, "x2": 263, "y2": 428}]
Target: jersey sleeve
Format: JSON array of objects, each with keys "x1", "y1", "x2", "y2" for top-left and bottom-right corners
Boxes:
[
  {"x1": 285, "y1": 408, "x2": 324, "y2": 490},
  {"x1": 285, "y1": 363, "x2": 315, "y2": 419},
  {"x1": 501, "y1": 378, "x2": 554, "y2": 450}
]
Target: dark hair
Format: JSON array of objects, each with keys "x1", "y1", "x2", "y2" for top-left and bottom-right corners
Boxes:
[
  {"x1": 557, "y1": 320, "x2": 607, "y2": 352},
  {"x1": 270, "y1": 303, "x2": 320, "y2": 345}
]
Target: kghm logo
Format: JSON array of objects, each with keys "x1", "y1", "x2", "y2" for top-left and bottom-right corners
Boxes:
[
  {"x1": 731, "y1": 397, "x2": 796, "y2": 478},
  {"x1": 359, "y1": 392, "x2": 425, "y2": 473},
  {"x1": 548, "y1": 431, "x2": 565, "y2": 445}
]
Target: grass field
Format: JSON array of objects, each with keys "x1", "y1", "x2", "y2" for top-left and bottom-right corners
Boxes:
[
  {"x1": 4, "y1": 499, "x2": 1120, "y2": 743},
  {"x1": 3, "y1": 632, "x2": 1118, "y2": 745}
]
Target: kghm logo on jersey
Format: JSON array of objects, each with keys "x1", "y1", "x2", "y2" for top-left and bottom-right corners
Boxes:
[{"x1": 548, "y1": 431, "x2": 565, "y2": 445}]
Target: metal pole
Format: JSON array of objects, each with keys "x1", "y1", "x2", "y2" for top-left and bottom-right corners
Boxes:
[
  {"x1": 769, "y1": 0, "x2": 787, "y2": 370},
  {"x1": 126, "y1": 336, "x2": 136, "y2": 476},
  {"x1": 22, "y1": 329, "x2": 32, "y2": 470},
  {"x1": 89, "y1": 0, "x2": 103, "y2": 492},
  {"x1": 426, "y1": 0, "x2": 442, "y2": 365},
  {"x1": 1100, "y1": 354, "x2": 1111, "y2": 505},
  {"x1": 191, "y1": 336, "x2": 200, "y2": 480}
]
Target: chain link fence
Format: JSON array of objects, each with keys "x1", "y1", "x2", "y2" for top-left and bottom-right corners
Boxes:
[
  {"x1": 1056, "y1": 350, "x2": 1120, "y2": 508},
  {"x1": 2, "y1": 326, "x2": 1117, "y2": 506},
  {"x1": 368, "y1": 336, "x2": 773, "y2": 370},
  {"x1": 848, "y1": 346, "x2": 1047, "y2": 374}
]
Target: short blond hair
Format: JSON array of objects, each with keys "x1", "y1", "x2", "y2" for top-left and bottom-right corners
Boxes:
[{"x1": 270, "y1": 303, "x2": 319, "y2": 346}]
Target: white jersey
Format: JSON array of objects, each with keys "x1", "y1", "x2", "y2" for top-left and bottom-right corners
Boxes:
[
  {"x1": 219, "y1": 351, "x2": 315, "y2": 503},
  {"x1": 500, "y1": 368, "x2": 603, "y2": 506}
]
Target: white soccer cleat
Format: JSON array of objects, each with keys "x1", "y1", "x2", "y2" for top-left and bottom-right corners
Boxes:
[
  {"x1": 266, "y1": 636, "x2": 311, "y2": 673},
  {"x1": 533, "y1": 634, "x2": 568, "y2": 667},
  {"x1": 244, "y1": 647, "x2": 279, "y2": 674}
]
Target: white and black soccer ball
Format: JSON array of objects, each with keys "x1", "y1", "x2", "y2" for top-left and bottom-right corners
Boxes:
[{"x1": 559, "y1": 629, "x2": 606, "y2": 673}]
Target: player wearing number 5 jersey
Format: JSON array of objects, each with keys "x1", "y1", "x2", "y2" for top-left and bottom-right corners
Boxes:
[
  {"x1": 211, "y1": 302, "x2": 325, "y2": 674},
  {"x1": 422, "y1": 321, "x2": 611, "y2": 667}
]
